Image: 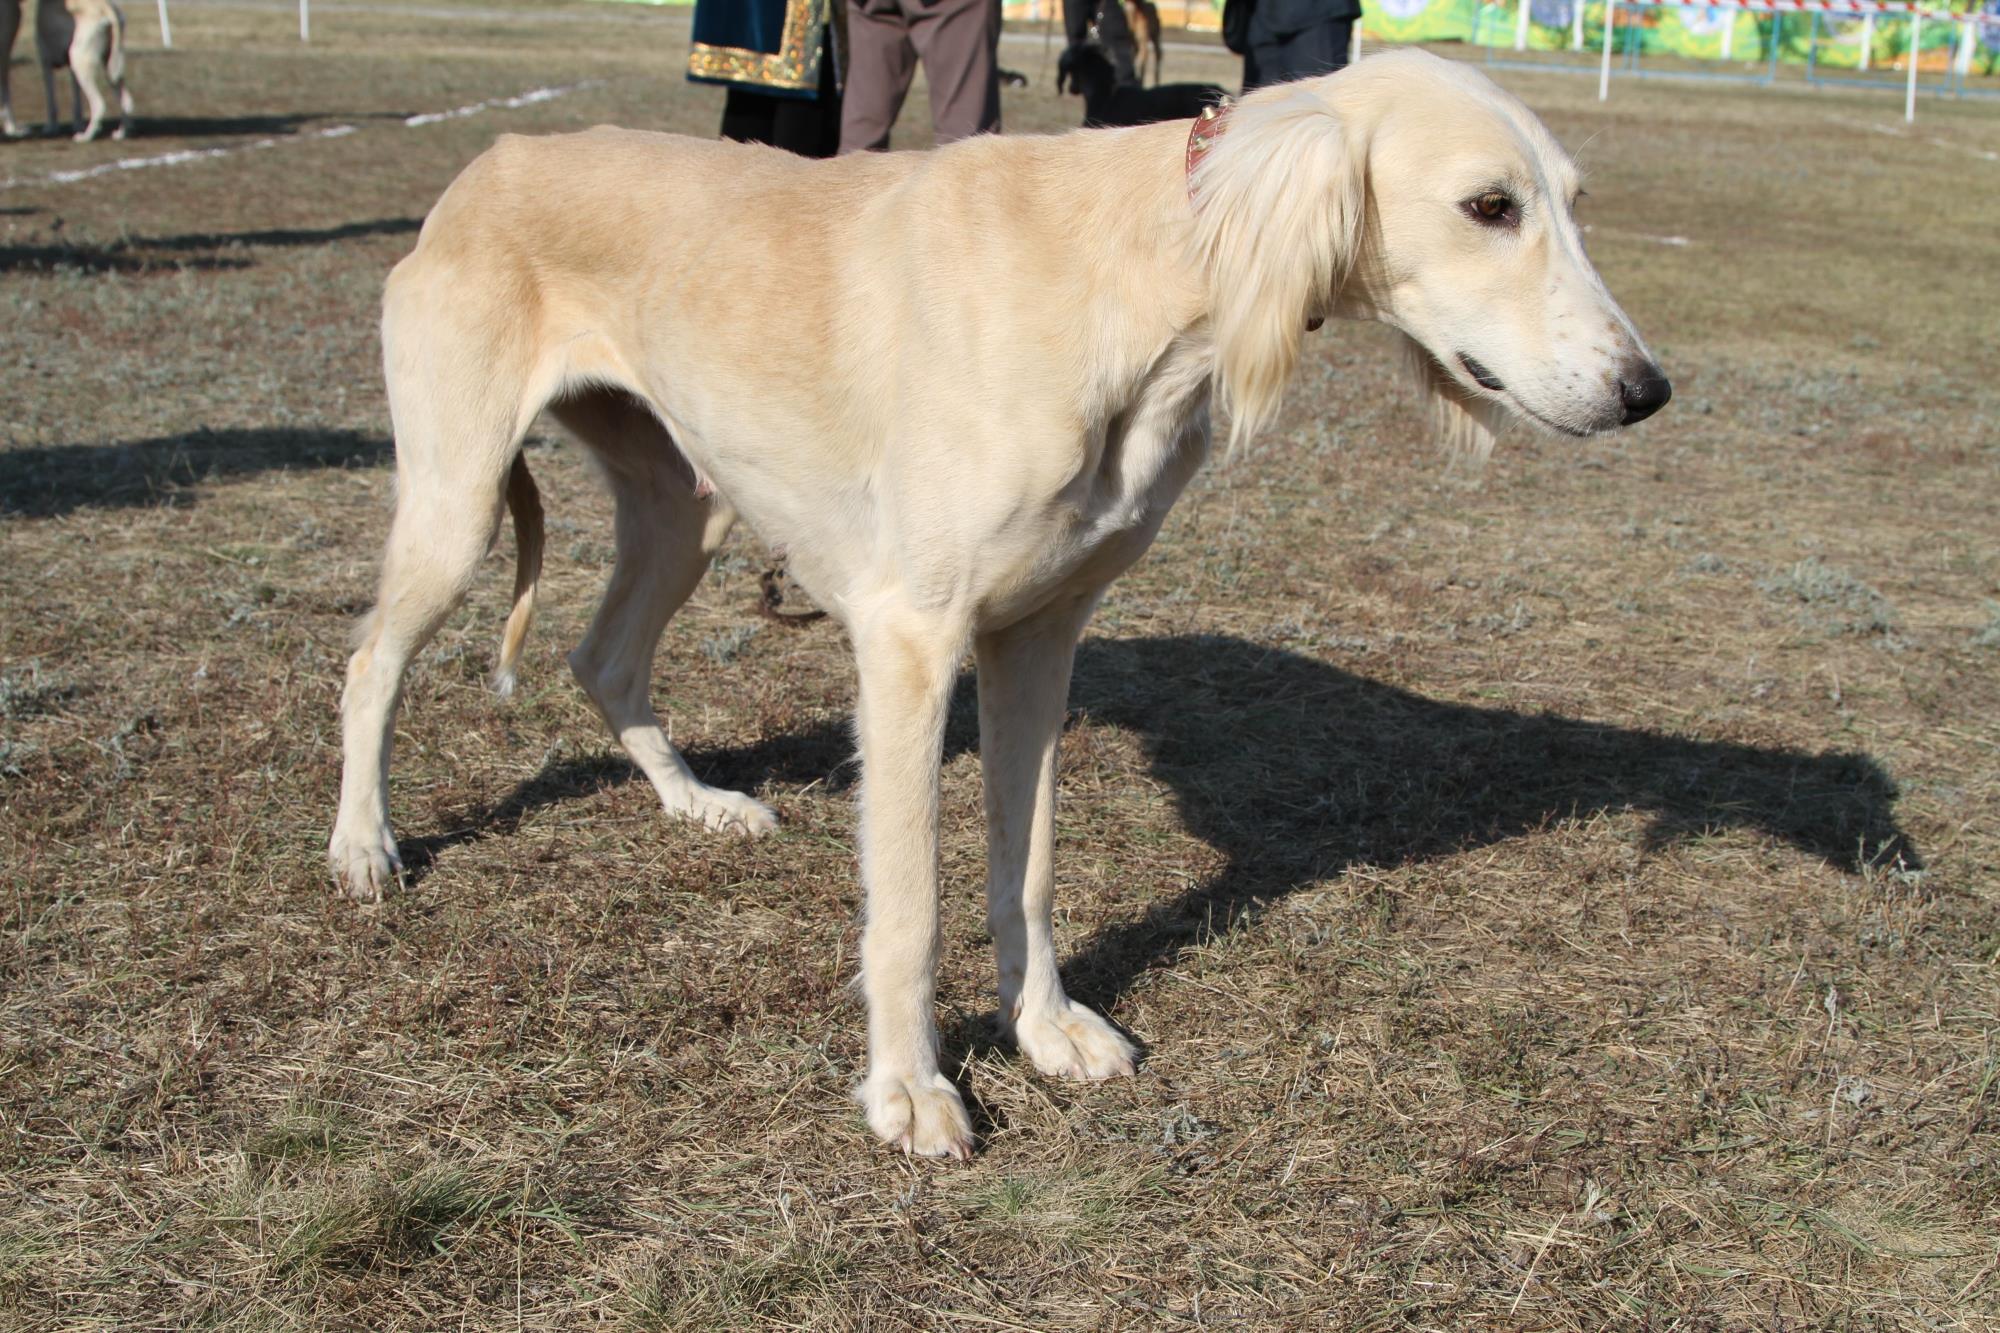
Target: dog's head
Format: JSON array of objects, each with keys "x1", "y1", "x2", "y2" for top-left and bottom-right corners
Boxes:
[
  {"x1": 1190, "y1": 50, "x2": 1669, "y2": 456},
  {"x1": 1057, "y1": 42, "x2": 1117, "y2": 99}
]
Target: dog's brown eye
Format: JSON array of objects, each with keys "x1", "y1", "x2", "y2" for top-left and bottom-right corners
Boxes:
[{"x1": 1469, "y1": 192, "x2": 1515, "y2": 223}]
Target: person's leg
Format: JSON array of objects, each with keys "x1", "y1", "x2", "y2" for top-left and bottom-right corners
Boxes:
[
  {"x1": 770, "y1": 33, "x2": 844, "y2": 158},
  {"x1": 1094, "y1": 0, "x2": 1139, "y2": 85},
  {"x1": 906, "y1": 0, "x2": 1000, "y2": 145},
  {"x1": 719, "y1": 87, "x2": 782, "y2": 146},
  {"x1": 842, "y1": 0, "x2": 918, "y2": 152}
]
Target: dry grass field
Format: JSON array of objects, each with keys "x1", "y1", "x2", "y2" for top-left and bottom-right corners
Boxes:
[{"x1": 2, "y1": 2, "x2": 1997, "y2": 1326}]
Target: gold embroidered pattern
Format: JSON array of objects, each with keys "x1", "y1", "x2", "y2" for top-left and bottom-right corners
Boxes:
[{"x1": 687, "y1": 0, "x2": 827, "y2": 93}]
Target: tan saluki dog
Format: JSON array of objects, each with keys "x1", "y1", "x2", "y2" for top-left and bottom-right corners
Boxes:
[
  {"x1": 0, "y1": 0, "x2": 132, "y2": 140},
  {"x1": 331, "y1": 51, "x2": 1670, "y2": 1158}
]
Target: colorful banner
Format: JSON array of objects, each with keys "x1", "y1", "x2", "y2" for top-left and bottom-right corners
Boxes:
[
  {"x1": 1367, "y1": 0, "x2": 1975, "y2": 67},
  {"x1": 623, "y1": 0, "x2": 1993, "y2": 74}
]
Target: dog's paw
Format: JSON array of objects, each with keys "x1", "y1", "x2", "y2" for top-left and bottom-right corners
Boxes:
[
  {"x1": 328, "y1": 825, "x2": 402, "y2": 903},
  {"x1": 673, "y1": 785, "x2": 779, "y2": 839},
  {"x1": 857, "y1": 1070, "x2": 974, "y2": 1160},
  {"x1": 111, "y1": 125, "x2": 128, "y2": 141},
  {"x1": 1014, "y1": 999, "x2": 1137, "y2": 1082}
]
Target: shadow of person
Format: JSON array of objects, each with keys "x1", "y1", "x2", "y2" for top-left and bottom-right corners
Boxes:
[
  {"x1": 0, "y1": 426, "x2": 392, "y2": 518},
  {"x1": 118, "y1": 112, "x2": 360, "y2": 138},
  {"x1": 399, "y1": 632, "x2": 1919, "y2": 1017},
  {"x1": 0, "y1": 217, "x2": 421, "y2": 278}
]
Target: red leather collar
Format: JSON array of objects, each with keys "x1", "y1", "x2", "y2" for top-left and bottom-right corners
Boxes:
[{"x1": 1185, "y1": 99, "x2": 1233, "y2": 204}]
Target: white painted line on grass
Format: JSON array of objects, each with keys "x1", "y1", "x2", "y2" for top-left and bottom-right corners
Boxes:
[
  {"x1": 17, "y1": 123, "x2": 355, "y2": 189},
  {"x1": 1831, "y1": 114, "x2": 2000, "y2": 163},
  {"x1": 403, "y1": 83, "x2": 588, "y2": 128},
  {"x1": 0, "y1": 82, "x2": 591, "y2": 192},
  {"x1": 1583, "y1": 224, "x2": 1695, "y2": 247}
]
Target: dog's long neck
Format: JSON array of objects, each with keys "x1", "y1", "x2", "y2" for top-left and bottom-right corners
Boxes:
[
  {"x1": 1038, "y1": 118, "x2": 1216, "y2": 384},
  {"x1": 1023, "y1": 119, "x2": 1223, "y2": 469}
]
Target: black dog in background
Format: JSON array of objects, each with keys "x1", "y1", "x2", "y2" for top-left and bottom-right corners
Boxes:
[{"x1": 1056, "y1": 43, "x2": 1224, "y2": 129}]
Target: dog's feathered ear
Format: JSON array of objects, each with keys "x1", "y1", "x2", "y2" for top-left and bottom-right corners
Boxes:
[
  {"x1": 1191, "y1": 85, "x2": 1365, "y2": 456},
  {"x1": 1396, "y1": 334, "x2": 1515, "y2": 462}
]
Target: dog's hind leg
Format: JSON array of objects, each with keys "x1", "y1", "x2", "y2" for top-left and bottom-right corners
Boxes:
[
  {"x1": 976, "y1": 591, "x2": 1137, "y2": 1083},
  {"x1": 552, "y1": 389, "x2": 778, "y2": 839},
  {"x1": 329, "y1": 319, "x2": 521, "y2": 902},
  {"x1": 102, "y1": 6, "x2": 130, "y2": 140}
]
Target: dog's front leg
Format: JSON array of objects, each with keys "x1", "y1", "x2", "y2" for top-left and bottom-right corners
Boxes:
[
  {"x1": 852, "y1": 612, "x2": 975, "y2": 1159},
  {"x1": 976, "y1": 594, "x2": 1138, "y2": 1082}
]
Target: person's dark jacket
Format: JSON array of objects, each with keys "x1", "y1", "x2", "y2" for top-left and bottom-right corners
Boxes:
[
  {"x1": 1224, "y1": 0, "x2": 1364, "y2": 55},
  {"x1": 1225, "y1": 0, "x2": 1362, "y2": 87},
  {"x1": 689, "y1": 0, "x2": 831, "y2": 98}
]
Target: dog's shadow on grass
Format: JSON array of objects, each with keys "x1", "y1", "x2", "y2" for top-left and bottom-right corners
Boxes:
[
  {"x1": 0, "y1": 426, "x2": 392, "y2": 518},
  {"x1": 396, "y1": 730, "x2": 862, "y2": 880},
  {"x1": 1052, "y1": 635, "x2": 1918, "y2": 1010},
  {"x1": 414, "y1": 633, "x2": 1920, "y2": 1023}
]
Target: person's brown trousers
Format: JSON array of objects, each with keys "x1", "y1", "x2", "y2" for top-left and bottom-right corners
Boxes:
[{"x1": 840, "y1": 0, "x2": 1001, "y2": 153}]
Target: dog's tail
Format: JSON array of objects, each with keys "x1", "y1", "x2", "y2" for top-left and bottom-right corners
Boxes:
[{"x1": 491, "y1": 453, "x2": 543, "y2": 697}]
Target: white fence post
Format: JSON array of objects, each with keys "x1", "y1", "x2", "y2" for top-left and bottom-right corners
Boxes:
[
  {"x1": 1956, "y1": 16, "x2": 1977, "y2": 75},
  {"x1": 1905, "y1": 10, "x2": 1921, "y2": 121},
  {"x1": 1572, "y1": 0, "x2": 1586, "y2": 50},
  {"x1": 156, "y1": 0, "x2": 172, "y2": 47},
  {"x1": 1721, "y1": 5, "x2": 1735, "y2": 59},
  {"x1": 1600, "y1": 0, "x2": 1616, "y2": 99},
  {"x1": 1516, "y1": 0, "x2": 1532, "y2": 50},
  {"x1": 1859, "y1": 12, "x2": 1873, "y2": 71},
  {"x1": 300, "y1": 0, "x2": 310, "y2": 41}
]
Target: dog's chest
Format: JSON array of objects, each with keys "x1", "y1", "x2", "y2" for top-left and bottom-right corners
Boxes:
[{"x1": 974, "y1": 405, "x2": 1211, "y2": 629}]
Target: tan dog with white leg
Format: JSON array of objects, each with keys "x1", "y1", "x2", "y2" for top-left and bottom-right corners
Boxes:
[
  {"x1": 330, "y1": 51, "x2": 1669, "y2": 1158},
  {"x1": 34, "y1": 0, "x2": 133, "y2": 141}
]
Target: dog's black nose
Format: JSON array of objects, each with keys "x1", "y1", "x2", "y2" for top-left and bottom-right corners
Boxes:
[{"x1": 1619, "y1": 366, "x2": 1672, "y2": 424}]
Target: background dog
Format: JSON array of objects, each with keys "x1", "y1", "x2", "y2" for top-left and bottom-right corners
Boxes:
[
  {"x1": 1124, "y1": 0, "x2": 1163, "y2": 84},
  {"x1": 1057, "y1": 41, "x2": 1222, "y2": 129},
  {"x1": 30, "y1": 0, "x2": 133, "y2": 141}
]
